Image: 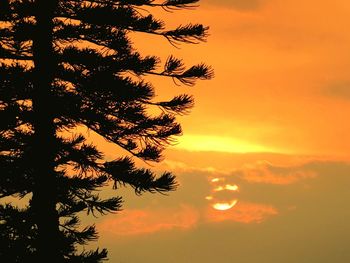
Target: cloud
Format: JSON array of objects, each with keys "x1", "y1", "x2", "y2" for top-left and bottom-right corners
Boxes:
[
  {"x1": 324, "y1": 81, "x2": 350, "y2": 100},
  {"x1": 98, "y1": 152, "x2": 350, "y2": 263},
  {"x1": 100, "y1": 154, "x2": 350, "y2": 239},
  {"x1": 206, "y1": 201, "x2": 278, "y2": 223},
  {"x1": 206, "y1": 0, "x2": 262, "y2": 11},
  {"x1": 97, "y1": 201, "x2": 277, "y2": 238},
  {"x1": 232, "y1": 161, "x2": 317, "y2": 185},
  {"x1": 97, "y1": 205, "x2": 199, "y2": 236}
]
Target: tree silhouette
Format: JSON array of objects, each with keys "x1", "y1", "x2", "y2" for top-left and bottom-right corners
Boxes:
[{"x1": 0, "y1": 0, "x2": 212, "y2": 262}]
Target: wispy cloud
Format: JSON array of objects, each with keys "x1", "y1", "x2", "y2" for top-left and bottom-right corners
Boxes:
[
  {"x1": 98, "y1": 205, "x2": 199, "y2": 236},
  {"x1": 97, "y1": 201, "x2": 278, "y2": 237},
  {"x1": 206, "y1": 0, "x2": 262, "y2": 11},
  {"x1": 97, "y1": 153, "x2": 350, "y2": 238},
  {"x1": 206, "y1": 201, "x2": 278, "y2": 223},
  {"x1": 233, "y1": 161, "x2": 317, "y2": 185},
  {"x1": 324, "y1": 81, "x2": 350, "y2": 100}
]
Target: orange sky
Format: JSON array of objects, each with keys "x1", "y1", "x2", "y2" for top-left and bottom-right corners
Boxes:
[
  {"x1": 83, "y1": 1, "x2": 350, "y2": 262},
  {"x1": 126, "y1": 0, "x2": 350, "y2": 157}
]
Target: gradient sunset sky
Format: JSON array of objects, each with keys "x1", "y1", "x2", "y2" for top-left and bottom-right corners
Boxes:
[{"x1": 87, "y1": 1, "x2": 350, "y2": 262}]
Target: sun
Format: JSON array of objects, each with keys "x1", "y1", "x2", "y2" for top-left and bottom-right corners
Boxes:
[{"x1": 212, "y1": 200, "x2": 238, "y2": 211}]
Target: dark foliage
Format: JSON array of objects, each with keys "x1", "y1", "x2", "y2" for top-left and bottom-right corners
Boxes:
[{"x1": 0, "y1": 0, "x2": 212, "y2": 261}]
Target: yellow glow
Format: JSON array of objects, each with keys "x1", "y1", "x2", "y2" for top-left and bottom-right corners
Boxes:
[
  {"x1": 212, "y1": 200, "x2": 238, "y2": 211},
  {"x1": 213, "y1": 186, "x2": 224, "y2": 192},
  {"x1": 205, "y1": 196, "x2": 214, "y2": 200},
  {"x1": 211, "y1": 178, "x2": 220, "y2": 183},
  {"x1": 176, "y1": 135, "x2": 276, "y2": 153},
  {"x1": 213, "y1": 184, "x2": 239, "y2": 192},
  {"x1": 225, "y1": 184, "x2": 239, "y2": 191}
]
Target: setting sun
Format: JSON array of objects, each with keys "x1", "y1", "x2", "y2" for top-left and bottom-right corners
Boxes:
[{"x1": 212, "y1": 200, "x2": 239, "y2": 211}]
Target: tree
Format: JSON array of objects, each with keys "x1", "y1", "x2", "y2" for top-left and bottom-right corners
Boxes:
[{"x1": 0, "y1": 0, "x2": 212, "y2": 262}]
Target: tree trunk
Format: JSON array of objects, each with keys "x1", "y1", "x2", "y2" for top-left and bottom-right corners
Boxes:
[{"x1": 31, "y1": 0, "x2": 61, "y2": 261}]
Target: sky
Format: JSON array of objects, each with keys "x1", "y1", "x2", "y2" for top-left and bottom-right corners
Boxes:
[{"x1": 86, "y1": 1, "x2": 350, "y2": 262}]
